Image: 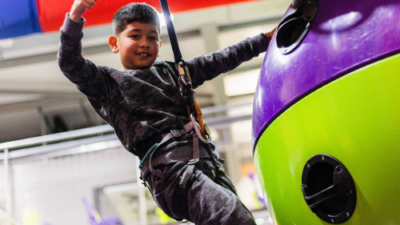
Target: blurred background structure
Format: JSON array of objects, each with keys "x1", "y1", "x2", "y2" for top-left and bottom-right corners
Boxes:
[{"x1": 0, "y1": 0, "x2": 290, "y2": 224}]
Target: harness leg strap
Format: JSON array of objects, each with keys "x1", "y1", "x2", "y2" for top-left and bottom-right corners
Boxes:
[
  {"x1": 148, "y1": 133, "x2": 176, "y2": 179},
  {"x1": 179, "y1": 133, "x2": 200, "y2": 188},
  {"x1": 146, "y1": 122, "x2": 194, "y2": 179}
]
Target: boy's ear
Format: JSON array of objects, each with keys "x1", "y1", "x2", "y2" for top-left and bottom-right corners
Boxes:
[{"x1": 108, "y1": 36, "x2": 119, "y2": 53}]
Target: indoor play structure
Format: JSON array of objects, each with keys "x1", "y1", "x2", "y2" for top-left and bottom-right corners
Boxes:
[{"x1": 252, "y1": 0, "x2": 400, "y2": 224}]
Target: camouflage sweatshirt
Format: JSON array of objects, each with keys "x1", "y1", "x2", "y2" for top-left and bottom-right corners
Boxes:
[{"x1": 58, "y1": 15, "x2": 270, "y2": 159}]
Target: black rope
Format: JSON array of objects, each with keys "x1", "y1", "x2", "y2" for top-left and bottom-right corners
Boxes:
[
  {"x1": 159, "y1": 0, "x2": 198, "y2": 120},
  {"x1": 160, "y1": 0, "x2": 182, "y2": 63}
]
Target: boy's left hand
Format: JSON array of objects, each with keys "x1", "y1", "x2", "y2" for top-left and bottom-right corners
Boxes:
[
  {"x1": 70, "y1": 0, "x2": 98, "y2": 22},
  {"x1": 265, "y1": 27, "x2": 277, "y2": 40}
]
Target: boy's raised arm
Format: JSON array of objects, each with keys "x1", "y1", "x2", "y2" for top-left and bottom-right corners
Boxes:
[{"x1": 58, "y1": 0, "x2": 110, "y2": 104}]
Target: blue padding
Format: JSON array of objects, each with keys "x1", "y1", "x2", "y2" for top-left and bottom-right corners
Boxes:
[{"x1": 0, "y1": 0, "x2": 42, "y2": 39}]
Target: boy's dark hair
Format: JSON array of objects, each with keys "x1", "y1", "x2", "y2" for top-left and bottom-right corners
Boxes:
[{"x1": 112, "y1": 3, "x2": 160, "y2": 36}]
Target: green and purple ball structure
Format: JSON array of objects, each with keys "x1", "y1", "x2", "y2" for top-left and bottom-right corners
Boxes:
[{"x1": 252, "y1": 0, "x2": 400, "y2": 224}]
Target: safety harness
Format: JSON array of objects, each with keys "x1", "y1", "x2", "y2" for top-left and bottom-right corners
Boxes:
[
  {"x1": 139, "y1": 0, "x2": 212, "y2": 189},
  {"x1": 160, "y1": 0, "x2": 211, "y2": 142}
]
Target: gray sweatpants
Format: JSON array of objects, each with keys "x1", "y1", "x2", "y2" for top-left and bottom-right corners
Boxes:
[{"x1": 141, "y1": 147, "x2": 256, "y2": 225}]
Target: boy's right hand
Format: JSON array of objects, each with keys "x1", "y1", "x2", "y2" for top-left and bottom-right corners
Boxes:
[
  {"x1": 69, "y1": 0, "x2": 97, "y2": 22},
  {"x1": 264, "y1": 27, "x2": 277, "y2": 41}
]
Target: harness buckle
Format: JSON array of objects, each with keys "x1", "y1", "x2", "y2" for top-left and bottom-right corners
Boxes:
[
  {"x1": 176, "y1": 61, "x2": 192, "y2": 86},
  {"x1": 190, "y1": 113, "x2": 212, "y2": 143},
  {"x1": 171, "y1": 128, "x2": 186, "y2": 137}
]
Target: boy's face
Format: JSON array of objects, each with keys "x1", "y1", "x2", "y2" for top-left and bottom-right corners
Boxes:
[{"x1": 109, "y1": 22, "x2": 161, "y2": 70}]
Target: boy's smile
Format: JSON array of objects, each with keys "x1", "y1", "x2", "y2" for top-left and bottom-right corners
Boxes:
[{"x1": 109, "y1": 22, "x2": 161, "y2": 70}]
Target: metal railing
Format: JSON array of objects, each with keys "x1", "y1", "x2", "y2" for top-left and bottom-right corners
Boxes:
[{"x1": 0, "y1": 102, "x2": 254, "y2": 225}]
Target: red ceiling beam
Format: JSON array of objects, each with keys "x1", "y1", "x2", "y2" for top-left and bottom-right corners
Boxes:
[{"x1": 37, "y1": 0, "x2": 256, "y2": 32}]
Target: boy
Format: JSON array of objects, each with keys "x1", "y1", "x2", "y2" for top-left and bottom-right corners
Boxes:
[{"x1": 59, "y1": 0, "x2": 275, "y2": 224}]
